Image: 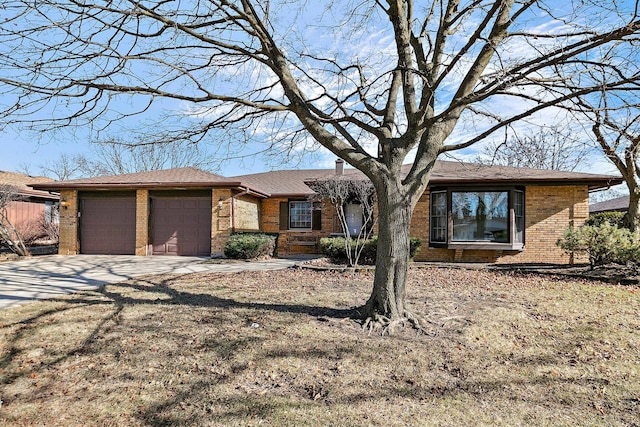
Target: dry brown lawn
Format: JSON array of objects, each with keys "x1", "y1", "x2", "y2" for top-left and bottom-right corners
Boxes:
[{"x1": 1, "y1": 267, "x2": 639, "y2": 426}]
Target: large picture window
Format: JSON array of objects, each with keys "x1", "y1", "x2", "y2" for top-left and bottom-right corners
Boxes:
[
  {"x1": 452, "y1": 191, "x2": 508, "y2": 242},
  {"x1": 430, "y1": 188, "x2": 525, "y2": 250}
]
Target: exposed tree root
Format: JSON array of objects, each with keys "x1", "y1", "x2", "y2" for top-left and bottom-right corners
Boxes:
[{"x1": 361, "y1": 310, "x2": 436, "y2": 336}]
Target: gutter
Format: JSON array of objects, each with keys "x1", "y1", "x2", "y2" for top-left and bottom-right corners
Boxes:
[{"x1": 28, "y1": 181, "x2": 271, "y2": 198}]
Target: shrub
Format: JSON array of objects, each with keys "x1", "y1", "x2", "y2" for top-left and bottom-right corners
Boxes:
[
  {"x1": 319, "y1": 236, "x2": 422, "y2": 265},
  {"x1": 585, "y1": 211, "x2": 626, "y2": 228},
  {"x1": 319, "y1": 237, "x2": 348, "y2": 262},
  {"x1": 224, "y1": 233, "x2": 276, "y2": 259},
  {"x1": 556, "y1": 222, "x2": 635, "y2": 269}
]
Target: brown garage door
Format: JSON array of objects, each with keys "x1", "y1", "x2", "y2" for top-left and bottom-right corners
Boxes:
[
  {"x1": 80, "y1": 197, "x2": 136, "y2": 255},
  {"x1": 151, "y1": 196, "x2": 212, "y2": 256}
]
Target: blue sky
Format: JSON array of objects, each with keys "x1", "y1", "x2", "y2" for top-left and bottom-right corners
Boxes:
[{"x1": 0, "y1": 1, "x2": 630, "y2": 180}]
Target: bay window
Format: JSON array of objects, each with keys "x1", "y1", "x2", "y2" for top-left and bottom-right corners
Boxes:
[{"x1": 430, "y1": 187, "x2": 525, "y2": 250}]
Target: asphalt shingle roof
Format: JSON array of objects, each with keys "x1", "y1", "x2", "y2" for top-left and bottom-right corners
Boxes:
[
  {"x1": 426, "y1": 161, "x2": 620, "y2": 184},
  {"x1": 0, "y1": 170, "x2": 57, "y2": 199},
  {"x1": 590, "y1": 195, "x2": 629, "y2": 213},
  {"x1": 232, "y1": 160, "x2": 623, "y2": 196},
  {"x1": 49, "y1": 167, "x2": 229, "y2": 185},
  {"x1": 29, "y1": 161, "x2": 623, "y2": 196}
]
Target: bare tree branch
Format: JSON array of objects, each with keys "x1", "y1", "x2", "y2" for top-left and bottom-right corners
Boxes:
[{"x1": 2, "y1": 0, "x2": 639, "y2": 320}]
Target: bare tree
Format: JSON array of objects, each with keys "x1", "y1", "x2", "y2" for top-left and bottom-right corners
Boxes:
[
  {"x1": 307, "y1": 177, "x2": 376, "y2": 267},
  {"x1": 87, "y1": 138, "x2": 222, "y2": 175},
  {"x1": 1, "y1": 1, "x2": 639, "y2": 327},
  {"x1": 39, "y1": 138, "x2": 222, "y2": 180},
  {"x1": 581, "y1": 95, "x2": 640, "y2": 230},
  {"x1": 39, "y1": 153, "x2": 93, "y2": 181},
  {"x1": 589, "y1": 186, "x2": 627, "y2": 204},
  {"x1": 477, "y1": 128, "x2": 592, "y2": 171},
  {"x1": 0, "y1": 185, "x2": 30, "y2": 256}
]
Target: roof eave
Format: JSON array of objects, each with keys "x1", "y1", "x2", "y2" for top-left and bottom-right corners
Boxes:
[
  {"x1": 429, "y1": 177, "x2": 624, "y2": 191},
  {"x1": 29, "y1": 181, "x2": 271, "y2": 198},
  {"x1": 269, "y1": 192, "x2": 315, "y2": 198}
]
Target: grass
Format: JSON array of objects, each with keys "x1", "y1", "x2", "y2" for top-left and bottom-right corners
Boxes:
[{"x1": 1, "y1": 267, "x2": 639, "y2": 426}]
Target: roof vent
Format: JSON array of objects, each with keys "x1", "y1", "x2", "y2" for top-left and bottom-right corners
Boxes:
[{"x1": 335, "y1": 159, "x2": 344, "y2": 176}]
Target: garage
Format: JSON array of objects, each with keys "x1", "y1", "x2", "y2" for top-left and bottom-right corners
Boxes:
[
  {"x1": 150, "y1": 193, "x2": 212, "y2": 256},
  {"x1": 80, "y1": 195, "x2": 136, "y2": 255}
]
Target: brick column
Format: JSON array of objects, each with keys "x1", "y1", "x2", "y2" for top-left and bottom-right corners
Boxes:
[
  {"x1": 58, "y1": 190, "x2": 79, "y2": 255},
  {"x1": 135, "y1": 189, "x2": 149, "y2": 256},
  {"x1": 211, "y1": 188, "x2": 232, "y2": 256}
]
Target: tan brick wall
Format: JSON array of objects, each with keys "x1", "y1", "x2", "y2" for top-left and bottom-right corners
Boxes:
[
  {"x1": 135, "y1": 190, "x2": 149, "y2": 256},
  {"x1": 233, "y1": 194, "x2": 260, "y2": 231},
  {"x1": 260, "y1": 197, "x2": 339, "y2": 256},
  {"x1": 57, "y1": 190, "x2": 79, "y2": 255},
  {"x1": 261, "y1": 198, "x2": 282, "y2": 233},
  {"x1": 410, "y1": 191, "x2": 430, "y2": 245},
  {"x1": 499, "y1": 185, "x2": 589, "y2": 264},
  {"x1": 55, "y1": 183, "x2": 590, "y2": 264},
  {"x1": 411, "y1": 185, "x2": 589, "y2": 264},
  {"x1": 212, "y1": 189, "x2": 232, "y2": 256}
]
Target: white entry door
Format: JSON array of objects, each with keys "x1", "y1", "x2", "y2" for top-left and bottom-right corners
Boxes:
[{"x1": 345, "y1": 203, "x2": 364, "y2": 237}]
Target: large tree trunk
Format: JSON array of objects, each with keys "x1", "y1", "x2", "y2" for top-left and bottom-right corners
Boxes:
[
  {"x1": 361, "y1": 179, "x2": 414, "y2": 321},
  {"x1": 626, "y1": 188, "x2": 640, "y2": 232}
]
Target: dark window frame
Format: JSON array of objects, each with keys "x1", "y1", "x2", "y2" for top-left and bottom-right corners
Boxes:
[
  {"x1": 429, "y1": 186, "x2": 525, "y2": 251},
  {"x1": 289, "y1": 200, "x2": 312, "y2": 229},
  {"x1": 279, "y1": 199, "x2": 322, "y2": 231},
  {"x1": 429, "y1": 190, "x2": 448, "y2": 244}
]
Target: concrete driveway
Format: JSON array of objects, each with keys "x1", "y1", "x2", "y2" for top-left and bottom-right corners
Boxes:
[{"x1": 0, "y1": 255, "x2": 298, "y2": 310}]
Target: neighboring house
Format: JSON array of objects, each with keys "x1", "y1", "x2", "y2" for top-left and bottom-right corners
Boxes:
[
  {"x1": 30, "y1": 161, "x2": 622, "y2": 264},
  {"x1": 1, "y1": 171, "x2": 59, "y2": 236},
  {"x1": 589, "y1": 195, "x2": 629, "y2": 214}
]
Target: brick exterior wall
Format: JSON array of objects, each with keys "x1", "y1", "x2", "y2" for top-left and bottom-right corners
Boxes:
[
  {"x1": 135, "y1": 189, "x2": 149, "y2": 256},
  {"x1": 499, "y1": 185, "x2": 589, "y2": 264},
  {"x1": 210, "y1": 191, "x2": 263, "y2": 256},
  {"x1": 55, "y1": 182, "x2": 590, "y2": 264},
  {"x1": 411, "y1": 185, "x2": 589, "y2": 264},
  {"x1": 57, "y1": 189, "x2": 79, "y2": 255},
  {"x1": 261, "y1": 197, "x2": 339, "y2": 256},
  {"x1": 212, "y1": 188, "x2": 232, "y2": 256},
  {"x1": 233, "y1": 194, "x2": 260, "y2": 231}
]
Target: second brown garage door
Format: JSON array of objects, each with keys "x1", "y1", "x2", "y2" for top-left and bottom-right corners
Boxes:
[{"x1": 150, "y1": 195, "x2": 212, "y2": 256}]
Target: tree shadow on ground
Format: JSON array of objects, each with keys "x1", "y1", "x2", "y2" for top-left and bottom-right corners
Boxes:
[{"x1": 98, "y1": 275, "x2": 358, "y2": 320}]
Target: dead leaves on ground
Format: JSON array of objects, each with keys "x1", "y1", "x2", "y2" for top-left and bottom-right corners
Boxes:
[{"x1": 1, "y1": 267, "x2": 639, "y2": 426}]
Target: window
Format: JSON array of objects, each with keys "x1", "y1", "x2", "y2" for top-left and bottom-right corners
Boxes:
[
  {"x1": 452, "y1": 191, "x2": 508, "y2": 242},
  {"x1": 279, "y1": 200, "x2": 321, "y2": 231},
  {"x1": 430, "y1": 191, "x2": 447, "y2": 243},
  {"x1": 514, "y1": 190, "x2": 524, "y2": 244},
  {"x1": 44, "y1": 201, "x2": 60, "y2": 225},
  {"x1": 289, "y1": 201, "x2": 312, "y2": 229},
  {"x1": 429, "y1": 188, "x2": 524, "y2": 250}
]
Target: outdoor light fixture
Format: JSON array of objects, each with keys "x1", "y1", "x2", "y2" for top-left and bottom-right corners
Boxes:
[
  {"x1": 218, "y1": 197, "x2": 224, "y2": 210},
  {"x1": 60, "y1": 198, "x2": 70, "y2": 209}
]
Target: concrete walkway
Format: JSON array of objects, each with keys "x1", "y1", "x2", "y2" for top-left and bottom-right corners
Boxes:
[{"x1": 0, "y1": 255, "x2": 298, "y2": 310}]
